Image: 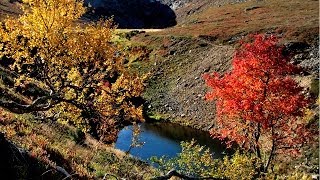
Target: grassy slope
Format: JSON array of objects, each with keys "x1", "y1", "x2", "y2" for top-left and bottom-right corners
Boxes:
[
  {"x1": 0, "y1": 110, "x2": 155, "y2": 179},
  {"x1": 156, "y1": 0, "x2": 319, "y2": 44}
]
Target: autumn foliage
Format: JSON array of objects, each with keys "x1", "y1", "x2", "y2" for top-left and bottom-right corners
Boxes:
[
  {"x1": 0, "y1": 0, "x2": 145, "y2": 142},
  {"x1": 204, "y1": 34, "x2": 314, "y2": 171}
]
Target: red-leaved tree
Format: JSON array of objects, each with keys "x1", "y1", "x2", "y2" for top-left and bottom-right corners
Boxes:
[{"x1": 204, "y1": 34, "x2": 314, "y2": 172}]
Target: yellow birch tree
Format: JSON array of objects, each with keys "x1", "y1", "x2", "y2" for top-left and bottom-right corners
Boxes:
[{"x1": 0, "y1": 0, "x2": 145, "y2": 142}]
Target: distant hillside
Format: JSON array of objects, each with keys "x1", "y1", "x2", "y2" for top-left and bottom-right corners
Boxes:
[
  {"x1": 155, "y1": 0, "x2": 319, "y2": 43},
  {"x1": 161, "y1": 0, "x2": 248, "y2": 22}
]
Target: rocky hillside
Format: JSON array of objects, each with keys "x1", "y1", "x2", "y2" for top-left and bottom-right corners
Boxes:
[
  {"x1": 137, "y1": 34, "x2": 318, "y2": 130},
  {"x1": 141, "y1": 37, "x2": 235, "y2": 129}
]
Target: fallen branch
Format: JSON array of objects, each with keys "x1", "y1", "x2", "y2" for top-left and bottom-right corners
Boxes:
[
  {"x1": 151, "y1": 169, "x2": 225, "y2": 180},
  {"x1": 56, "y1": 166, "x2": 71, "y2": 177}
]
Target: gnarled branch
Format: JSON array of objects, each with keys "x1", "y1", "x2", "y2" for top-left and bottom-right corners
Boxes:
[{"x1": 0, "y1": 93, "x2": 58, "y2": 114}]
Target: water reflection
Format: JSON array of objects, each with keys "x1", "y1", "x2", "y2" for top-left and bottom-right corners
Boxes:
[{"x1": 115, "y1": 122, "x2": 227, "y2": 162}]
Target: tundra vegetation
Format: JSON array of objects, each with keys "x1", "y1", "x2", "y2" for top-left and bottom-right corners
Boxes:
[{"x1": 0, "y1": 0, "x2": 318, "y2": 179}]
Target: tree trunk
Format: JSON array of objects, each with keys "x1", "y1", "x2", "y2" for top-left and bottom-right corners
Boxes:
[
  {"x1": 264, "y1": 127, "x2": 276, "y2": 172},
  {"x1": 254, "y1": 123, "x2": 261, "y2": 159}
]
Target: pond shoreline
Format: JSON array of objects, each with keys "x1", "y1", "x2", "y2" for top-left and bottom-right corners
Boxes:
[{"x1": 115, "y1": 121, "x2": 229, "y2": 162}]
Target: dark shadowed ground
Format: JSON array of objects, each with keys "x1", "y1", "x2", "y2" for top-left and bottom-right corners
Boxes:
[{"x1": 84, "y1": 0, "x2": 177, "y2": 28}]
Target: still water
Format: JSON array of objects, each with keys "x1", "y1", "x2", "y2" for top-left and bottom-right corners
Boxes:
[{"x1": 115, "y1": 122, "x2": 227, "y2": 162}]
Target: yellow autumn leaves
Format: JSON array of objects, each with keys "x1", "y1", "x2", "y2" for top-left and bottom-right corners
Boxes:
[{"x1": 0, "y1": 0, "x2": 146, "y2": 142}]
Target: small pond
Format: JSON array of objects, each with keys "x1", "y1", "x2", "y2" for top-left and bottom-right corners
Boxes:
[{"x1": 115, "y1": 122, "x2": 227, "y2": 162}]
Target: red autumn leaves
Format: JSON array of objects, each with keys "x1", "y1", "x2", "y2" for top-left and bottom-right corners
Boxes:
[{"x1": 204, "y1": 34, "x2": 314, "y2": 165}]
